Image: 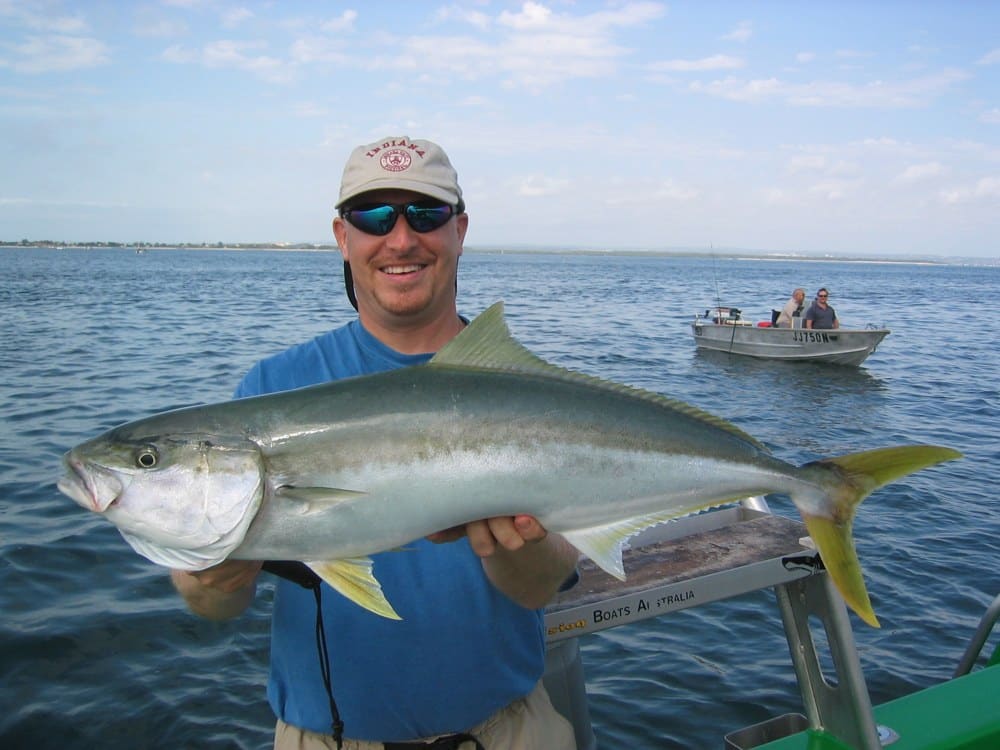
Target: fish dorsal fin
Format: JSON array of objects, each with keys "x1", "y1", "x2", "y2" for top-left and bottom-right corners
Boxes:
[
  {"x1": 431, "y1": 301, "x2": 767, "y2": 452},
  {"x1": 431, "y1": 301, "x2": 551, "y2": 373}
]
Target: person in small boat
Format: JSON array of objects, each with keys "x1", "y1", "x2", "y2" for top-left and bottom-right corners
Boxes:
[
  {"x1": 804, "y1": 288, "x2": 839, "y2": 329},
  {"x1": 776, "y1": 288, "x2": 806, "y2": 328}
]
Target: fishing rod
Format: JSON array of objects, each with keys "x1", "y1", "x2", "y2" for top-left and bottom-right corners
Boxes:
[{"x1": 710, "y1": 249, "x2": 738, "y2": 354}]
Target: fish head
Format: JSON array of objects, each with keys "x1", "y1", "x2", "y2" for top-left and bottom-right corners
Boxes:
[{"x1": 58, "y1": 427, "x2": 265, "y2": 571}]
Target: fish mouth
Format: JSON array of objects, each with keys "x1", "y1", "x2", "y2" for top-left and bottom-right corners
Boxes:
[{"x1": 57, "y1": 452, "x2": 120, "y2": 513}]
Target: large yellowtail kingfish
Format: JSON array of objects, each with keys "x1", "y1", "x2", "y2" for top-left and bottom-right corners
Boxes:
[{"x1": 58, "y1": 302, "x2": 960, "y2": 626}]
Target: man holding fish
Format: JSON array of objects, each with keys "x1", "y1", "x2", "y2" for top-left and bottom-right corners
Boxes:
[
  {"x1": 60, "y1": 139, "x2": 958, "y2": 748},
  {"x1": 171, "y1": 137, "x2": 581, "y2": 749}
]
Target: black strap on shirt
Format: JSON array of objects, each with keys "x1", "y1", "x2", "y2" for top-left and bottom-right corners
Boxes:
[
  {"x1": 261, "y1": 561, "x2": 345, "y2": 749},
  {"x1": 262, "y1": 561, "x2": 487, "y2": 750}
]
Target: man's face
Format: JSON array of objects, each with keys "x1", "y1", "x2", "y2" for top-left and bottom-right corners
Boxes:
[{"x1": 334, "y1": 189, "x2": 468, "y2": 323}]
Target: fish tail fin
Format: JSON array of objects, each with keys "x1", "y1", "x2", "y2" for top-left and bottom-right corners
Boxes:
[{"x1": 801, "y1": 445, "x2": 961, "y2": 629}]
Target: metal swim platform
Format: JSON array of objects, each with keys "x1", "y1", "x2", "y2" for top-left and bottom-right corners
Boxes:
[{"x1": 542, "y1": 500, "x2": 885, "y2": 750}]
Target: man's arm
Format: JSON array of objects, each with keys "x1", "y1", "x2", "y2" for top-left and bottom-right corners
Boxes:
[
  {"x1": 429, "y1": 516, "x2": 579, "y2": 610},
  {"x1": 170, "y1": 560, "x2": 263, "y2": 621}
]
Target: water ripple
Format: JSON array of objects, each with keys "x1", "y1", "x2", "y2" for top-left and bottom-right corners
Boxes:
[{"x1": 2, "y1": 248, "x2": 997, "y2": 749}]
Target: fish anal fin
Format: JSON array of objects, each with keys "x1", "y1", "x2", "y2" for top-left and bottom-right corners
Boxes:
[
  {"x1": 277, "y1": 486, "x2": 368, "y2": 514},
  {"x1": 307, "y1": 557, "x2": 402, "y2": 620},
  {"x1": 564, "y1": 512, "x2": 680, "y2": 581}
]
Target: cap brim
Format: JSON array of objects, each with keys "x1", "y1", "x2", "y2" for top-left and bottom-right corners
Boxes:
[{"x1": 336, "y1": 179, "x2": 460, "y2": 209}]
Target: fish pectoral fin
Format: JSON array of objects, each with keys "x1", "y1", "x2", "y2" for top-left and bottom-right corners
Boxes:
[
  {"x1": 276, "y1": 486, "x2": 368, "y2": 514},
  {"x1": 307, "y1": 557, "x2": 402, "y2": 621},
  {"x1": 564, "y1": 512, "x2": 680, "y2": 581}
]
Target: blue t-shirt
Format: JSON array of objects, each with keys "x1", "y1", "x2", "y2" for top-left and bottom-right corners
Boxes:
[{"x1": 235, "y1": 319, "x2": 546, "y2": 742}]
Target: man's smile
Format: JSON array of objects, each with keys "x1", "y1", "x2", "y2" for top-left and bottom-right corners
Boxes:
[{"x1": 382, "y1": 264, "x2": 425, "y2": 275}]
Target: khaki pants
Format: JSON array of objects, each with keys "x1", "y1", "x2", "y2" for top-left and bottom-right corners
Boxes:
[{"x1": 273, "y1": 681, "x2": 576, "y2": 750}]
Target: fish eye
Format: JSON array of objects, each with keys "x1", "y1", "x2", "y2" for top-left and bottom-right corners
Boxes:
[{"x1": 135, "y1": 446, "x2": 159, "y2": 469}]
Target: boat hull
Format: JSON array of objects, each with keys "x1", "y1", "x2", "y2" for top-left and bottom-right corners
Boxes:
[{"x1": 691, "y1": 322, "x2": 890, "y2": 366}]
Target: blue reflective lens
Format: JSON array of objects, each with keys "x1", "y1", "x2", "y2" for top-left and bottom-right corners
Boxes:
[{"x1": 343, "y1": 201, "x2": 455, "y2": 236}]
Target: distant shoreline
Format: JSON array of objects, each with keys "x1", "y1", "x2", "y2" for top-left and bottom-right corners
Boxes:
[{"x1": 1, "y1": 240, "x2": 992, "y2": 266}]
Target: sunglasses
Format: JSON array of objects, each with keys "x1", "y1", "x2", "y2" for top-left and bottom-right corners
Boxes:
[
  {"x1": 341, "y1": 199, "x2": 462, "y2": 236},
  {"x1": 818, "y1": 294, "x2": 828, "y2": 298}
]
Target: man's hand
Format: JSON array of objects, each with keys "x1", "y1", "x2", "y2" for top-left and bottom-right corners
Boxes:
[
  {"x1": 171, "y1": 560, "x2": 262, "y2": 621},
  {"x1": 427, "y1": 514, "x2": 547, "y2": 556},
  {"x1": 427, "y1": 515, "x2": 577, "y2": 610}
]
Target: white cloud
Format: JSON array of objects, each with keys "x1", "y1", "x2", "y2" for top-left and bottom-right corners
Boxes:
[
  {"x1": 829, "y1": 160, "x2": 861, "y2": 176},
  {"x1": 0, "y1": 34, "x2": 109, "y2": 73},
  {"x1": 162, "y1": 40, "x2": 292, "y2": 83},
  {"x1": 290, "y1": 37, "x2": 349, "y2": 65},
  {"x1": 437, "y1": 6, "x2": 492, "y2": 31},
  {"x1": 133, "y1": 18, "x2": 188, "y2": 38},
  {"x1": 499, "y1": 1, "x2": 552, "y2": 30},
  {"x1": 796, "y1": 52, "x2": 816, "y2": 64},
  {"x1": 722, "y1": 21, "x2": 752, "y2": 43},
  {"x1": 808, "y1": 179, "x2": 859, "y2": 200},
  {"x1": 981, "y1": 107, "x2": 1000, "y2": 124},
  {"x1": 497, "y1": 1, "x2": 664, "y2": 34},
  {"x1": 653, "y1": 180, "x2": 699, "y2": 200},
  {"x1": 150, "y1": 1, "x2": 664, "y2": 92},
  {"x1": 835, "y1": 49, "x2": 873, "y2": 59},
  {"x1": 939, "y1": 177, "x2": 1000, "y2": 204},
  {"x1": 649, "y1": 55, "x2": 745, "y2": 73},
  {"x1": 760, "y1": 187, "x2": 798, "y2": 206},
  {"x1": 221, "y1": 8, "x2": 254, "y2": 29},
  {"x1": 516, "y1": 175, "x2": 570, "y2": 196},
  {"x1": 894, "y1": 162, "x2": 946, "y2": 184},
  {"x1": 689, "y1": 76, "x2": 781, "y2": 102},
  {"x1": 161, "y1": 44, "x2": 196, "y2": 64},
  {"x1": 291, "y1": 101, "x2": 327, "y2": 118},
  {"x1": 0, "y1": 2, "x2": 88, "y2": 34},
  {"x1": 977, "y1": 48, "x2": 1000, "y2": 65},
  {"x1": 320, "y1": 10, "x2": 358, "y2": 33},
  {"x1": 688, "y1": 69, "x2": 968, "y2": 108},
  {"x1": 788, "y1": 155, "x2": 827, "y2": 173}
]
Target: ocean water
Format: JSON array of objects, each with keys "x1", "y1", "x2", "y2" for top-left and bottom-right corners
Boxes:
[{"x1": 1, "y1": 247, "x2": 997, "y2": 749}]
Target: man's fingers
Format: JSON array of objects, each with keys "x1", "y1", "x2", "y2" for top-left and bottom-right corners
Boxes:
[{"x1": 427, "y1": 515, "x2": 550, "y2": 556}]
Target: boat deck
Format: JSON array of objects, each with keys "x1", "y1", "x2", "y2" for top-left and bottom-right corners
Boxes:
[
  {"x1": 543, "y1": 503, "x2": 1000, "y2": 750},
  {"x1": 756, "y1": 665, "x2": 1000, "y2": 750},
  {"x1": 545, "y1": 506, "x2": 816, "y2": 640}
]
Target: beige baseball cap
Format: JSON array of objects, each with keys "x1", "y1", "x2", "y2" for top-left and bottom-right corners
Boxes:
[{"x1": 335, "y1": 136, "x2": 463, "y2": 209}]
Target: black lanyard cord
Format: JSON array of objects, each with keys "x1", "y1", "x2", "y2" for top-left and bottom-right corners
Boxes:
[
  {"x1": 262, "y1": 561, "x2": 344, "y2": 748},
  {"x1": 312, "y1": 584, "x2": 345, "y2": 749},
  {"x1": 261, "y1": 562, "x2": 487, "y2": 750}
]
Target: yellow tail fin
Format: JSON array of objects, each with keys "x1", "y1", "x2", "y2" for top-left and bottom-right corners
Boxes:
[{"x1": 802, "y1": 445, "x2": 961, "y2": 628}]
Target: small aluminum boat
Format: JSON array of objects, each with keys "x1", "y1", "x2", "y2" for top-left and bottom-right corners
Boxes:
[{"x1": 691, "y1": 306, "x2": 889, "y2": 367}]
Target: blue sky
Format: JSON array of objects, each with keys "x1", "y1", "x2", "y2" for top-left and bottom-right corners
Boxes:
[{"x1": 1, "y1": 1, "x2": 998, "y2": 258}]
